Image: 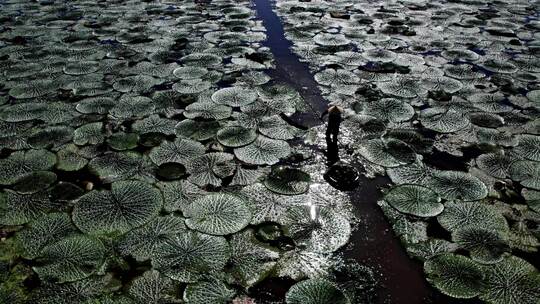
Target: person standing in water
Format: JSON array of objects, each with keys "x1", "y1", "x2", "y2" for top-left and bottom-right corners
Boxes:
[{"x1": 321, "y1": 105, "x2": 343, "y2": 165}]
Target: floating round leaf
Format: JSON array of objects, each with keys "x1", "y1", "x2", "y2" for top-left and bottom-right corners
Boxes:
[
  {"x1": 275, "y1": 249, "x2": 339, "y2": 281},
  {"x1": 0, "y1": 190, "x2": 58, "y2": 225},
  {"x1": 63, "y1": 61, "x2": 100, "y2": 75},
  {"x1": 132, "y1": 115, "x2": 177, "y2": 136},
  {"x1": 313, "y1": 33, "x2": 350, "y2": 47},
  {"x1": 422, "y1": 76, "x2": 463, "y2": 93},
  {"x1": 424, "y1": 253, "x2": 484, "y2": 299},
  {"x1": 149, "y1": 138, "x2": 205, "y2": 166},
  {"x1": 175, "y1": 119, "x2": 220, "y2": 141},
  {"x1": 238, "y1": 71, "x2": 271, "y2": 85},
  {"x1": 173, "y1": 66, "x2": 208, "y2": 80},
  {"x1": 180, "y1": 53, "x2": 222, "y2": 67},
  {"x1": 17, "y1": 212, "x2": 78, "y2": 259},
  {"x1": 234, "y1": 136, "x2": 291, "y2": 165},
  {"x1": 286, "y1": 278, "x2": 349, "y2": 304},
  {"x1": 522, "y1": 189, "x2": 540, "y2": 213},
  {"x1": 467, "y1": 93, "x2": 511, "y2": 114},
  {"x1": 0, "y1": 102, "x2": 46, "y2": 122},
  {"x1": 12, "y1": 171, "x2": 57, "y2": 194},
  {"x1": 476, "y1": 152, "x2": 513, "y2": 179},
  {"x1": 479, "y1": 256, "x2": 540, "y2": 304},
  {"x1": 354, "y1": 98, "x2": 414, "y2": 122},
  {"x1": 314, "y1": 69, "x2": 359, "y2": 86},
  {"x1": 27, "y1": 126, "x2": 74, "y2": 149},
  {"x1": 186, "y1": 152, "x2": 235, "y2": 187},
  {"x1": 0, "y1": 149, "x2": 56, "y2": 185},
  {"x1": 73, "y1": 122, "x2": 104, "y2": 146},
  {"x1": 429, "y1": 170, "x2": 488, "y2": 201},
  {"x1": 452, "y1": 227, "x2": 508, "y2": 264},
  {"x1": 333, "y1": 51, "x2": 366, "y2": 66},
  {"x1": 229, "y1": 229, "x2": 279, "y2": 287},
  {"x1": 33, "y1": 235, "x2": 105, "y2": 283},
  {"x1": 231, "y1": 57, "x2": 266, "y2": 69},
  {"x1": 441, "y1": 49, "x2": 480, "y2": 61},
  {"x1": 31, "y1": 275, "x2": 112, "y2": 304},
  {"x1": 113, "y1": 75, "x2": 160, "y2": 93},
  {"x1": 183, "y1": 280, "x2": 235, "y2": 304},
  {"x1": 43, "y1": 100, "x2": 78, "y2": 125},
  {"x1": 387, "y1": 161, "x2": 433, "y2": 185},
  {"x1": 216, "y1": 126, "x2": 257, "y2": 147},
  {"x1": 283, "y1": 206, "x2": 351, "y2": 253},
  {"x1": 8, "y1": 80, "x2": 57, "y2": 99},
  {"x1": 437, "y1": 201, "x2": 508, "y2": 232},
  {"x1": 157, "y1": 180, "x2": 207, "y2": 213},
  {"x1": 378, "y1": 76, "x2": 427, "y2": 98},
  {"x1": 392, "y1": 216, "x2": 428, "y2": 244},
  {"x1": 87, "y1": 151, "x2": 154, "y2": 183},
  {"x1": 110, "y1": 95, "x2": 155, "y2": 119},
  {"x1": 172, "y1": 80, "x2": 212, "y2": 95},
  {"x1": 257, "y1": 84, "x2": 298, "y2": 101},
  {"x1": 506, "y1": 220, "x2": 539, "y2": 253},
  {"x1": 184, "y1": 193, "x2": 252, "y2": 235},
  {"x1": 184, "y1": 101, "x2": 232, "y2": 120},
  {"x1": 241, "y1": 183, "x2": 303, "y2": 225},
  {"x1": 136, "y1": 132, "x2": 167, "y2": 148},
  {"x1": 481, "y1": 59, "x2": 518, "y2": 74},
  {"x1": 129, "y1": 270, "x2": 179, "y2": 304},
  {"x1": 356, "y1": 138, "x2": 416, "y2": 167},
  {"x1": 118, "y1": 215, "x2": 186, "y2": 262},
  {"x1": 152, "y1": 90, "x2": 186, "y2": 109},
  {"x1": 258, "y1": 115, "x2": 299, "y2": 140},
  {"x1": 526, "y1": 90, "x2": 540, "y2": 104},
  {"x1": 231, "y1": 165, "x2": 268, "y2": 186},
  {"x1": 469, "y1": 112, "x2": 505, "y2": 128},
  {"x1": 444, "y1": 64, "x2": 484, "y2": 80},
  {"x1": 384, "y1": 184, "x2": 443, "y2": 217},
  {"x1": 407, "y1": 239, "x2": 458, "y2": 261},
  {"x1": 211, "y1": 87, "x2": 257, "y2": 107},
  {"x1": 107, "y1": 132, "x2": 139, "y2": 151},
  {"x1": 513, "y1": 134, "x2": 540, "y2": 162},
  {"x1": 72, "y1": 180, "x2": 163, "y2": 235},
  {"x1": 362, "y1": 49, "x2": 397, "y2": 62},
  {"x1": 264, "y1": 166, "x2": 311, "y2": 195},
  {"x1": 152, "y1": 231, "x2": 230, "y2": 283},
  {"x1": 419, "y1": 108, "x2": 470, "y2": 133},
  {"x1": 76, "y1": 97, "x2": 115, "y2": 114},
  {"x1": 509, "y1": 160, "x2": 540, "y2": 190}
]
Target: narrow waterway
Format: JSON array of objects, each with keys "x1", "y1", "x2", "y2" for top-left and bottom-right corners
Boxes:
[
  {"x1": 252, "y1": 0, "x2": 472, "y2": 303},
  {"x1": 253, "y1": 0, "x2": 327, "y2": 128}
]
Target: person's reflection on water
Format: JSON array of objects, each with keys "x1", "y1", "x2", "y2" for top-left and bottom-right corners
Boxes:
[{"x1": 321, "y1": 105, "x2": 343, "y2": 165}]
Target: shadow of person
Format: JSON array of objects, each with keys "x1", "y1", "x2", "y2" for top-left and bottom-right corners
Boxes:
[{"x1": 322, "y1": 106, "x2": 361, "y2": 191}]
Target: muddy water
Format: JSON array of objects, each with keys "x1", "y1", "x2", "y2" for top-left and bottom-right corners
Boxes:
[{"x1": 252, "y1": 0, "x2": 478, "y2": 303}]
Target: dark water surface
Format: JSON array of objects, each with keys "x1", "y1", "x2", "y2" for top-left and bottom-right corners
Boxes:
[
  {"x1": 252, "y1": 0, "x2": 479, "y2": 303},
  {"x1": 253, "y1": 0, "x2": 328, "y2": 128}
]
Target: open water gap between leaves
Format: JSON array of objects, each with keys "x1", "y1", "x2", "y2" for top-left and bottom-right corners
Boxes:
[{"x1": 251, "y1": 1, "x2": 483, "y2": 303}]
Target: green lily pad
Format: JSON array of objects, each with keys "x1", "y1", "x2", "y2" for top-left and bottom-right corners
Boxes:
[
  {"x1": 72, "y1": 180, "x2": 163, "y2": 235},
  {"x1": 384, "y1": 184, "x2": 443, "y2": 217},
  {"x1": 184, "y1": 193, "x2": 252, "y2": 235}
]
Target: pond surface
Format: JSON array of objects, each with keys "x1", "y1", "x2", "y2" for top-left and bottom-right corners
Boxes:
[
  {"x1": 0, "y1": 0, "x2": 539, "y2": 303},
  {"x1": 253, "y1": 0, "x2": 480, "y2": 303}
]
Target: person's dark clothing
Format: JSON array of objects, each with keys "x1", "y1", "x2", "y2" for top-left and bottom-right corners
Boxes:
[
  {"x1": 326, "y1": 136, "x2": 339, "y2": 164},
  {"x1": 322, "y1": 106, "x2": 342, "y2": 165},
  {"x1": 326, "y1": 110, "x2": 341, "y2": 142}
]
